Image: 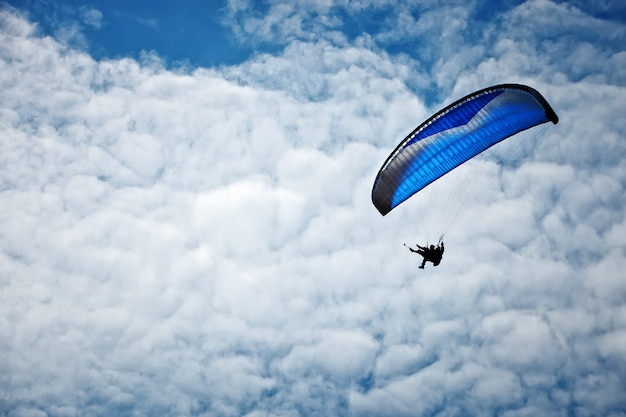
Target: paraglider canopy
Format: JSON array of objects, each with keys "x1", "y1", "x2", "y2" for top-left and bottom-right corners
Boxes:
[{"x1": 371, "y1": 84, "x2": 558, "y2": 216}]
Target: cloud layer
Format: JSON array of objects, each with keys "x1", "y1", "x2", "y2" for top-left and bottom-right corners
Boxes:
[{"x1": 1, "y1": 2, "x2": 626, "y2": 416}]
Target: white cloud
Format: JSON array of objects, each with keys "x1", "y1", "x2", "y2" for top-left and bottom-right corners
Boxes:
[
  {"x1": 1, "y1": 2, "x2": 626, "y2": 416},
  {"x1": 80, "y1": 6, "x2": 103, "y2": 29}
]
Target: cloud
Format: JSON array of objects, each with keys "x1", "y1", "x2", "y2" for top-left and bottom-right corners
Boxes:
[
  {"x1": 80, "y1": 6, "x2": 103, "y2": 29},
  {"x1": 1, "y1": 2, "x2": 626, "y2": 416}
]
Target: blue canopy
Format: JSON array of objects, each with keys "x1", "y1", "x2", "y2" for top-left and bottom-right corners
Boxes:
[{"x1": 372, "y1": 84, "x2": 558, "y2": 216}]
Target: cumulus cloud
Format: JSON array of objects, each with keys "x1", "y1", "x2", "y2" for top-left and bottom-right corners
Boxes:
[{"x1": 1, "y1": 1, "x2": 626, "y2": 416}]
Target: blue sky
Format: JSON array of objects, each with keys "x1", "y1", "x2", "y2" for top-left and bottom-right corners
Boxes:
[
  {"x1": 1, "y1": 1, "x2": 626, "y2": 417},
  {"x1": 9, "y1": 0, "x2": 252, "y2": 66}
]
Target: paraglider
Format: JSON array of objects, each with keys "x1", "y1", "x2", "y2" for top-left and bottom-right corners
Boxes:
[
  {"x1": 405, "y1": 241, "x2": 445, "y2": 269},
  {"x1": 371, "y1": 84, "x2": 558, "y2": 216},
  {"x1": 372, "y1": 84, "x2": 558, "y2": 269}
]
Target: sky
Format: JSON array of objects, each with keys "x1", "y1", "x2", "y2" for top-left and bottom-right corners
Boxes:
[{"x1": 1, "y1": 0, "x2": 625, "y2": 416}]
